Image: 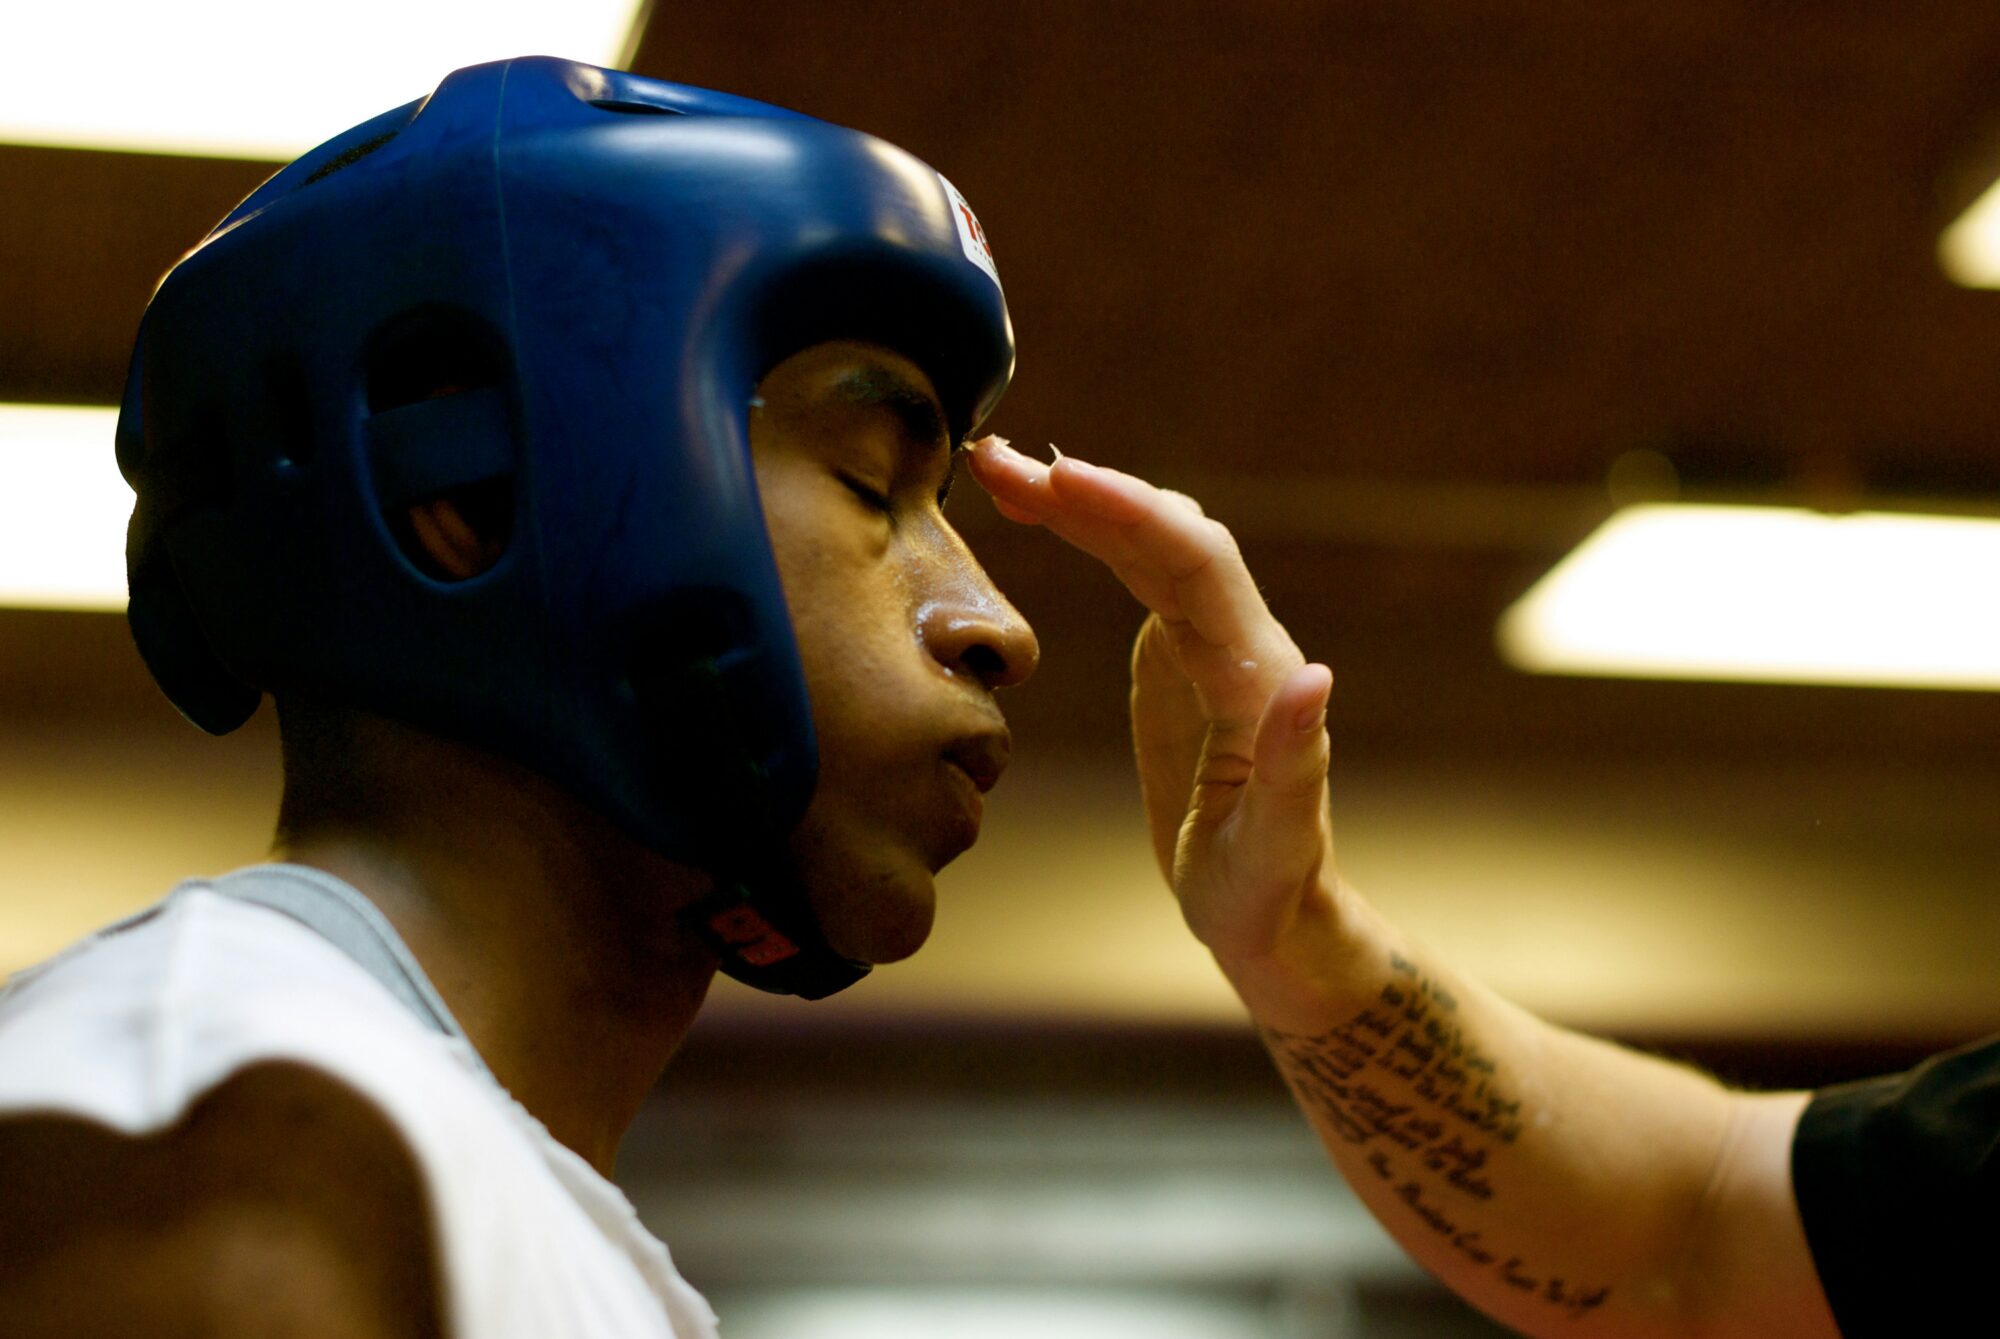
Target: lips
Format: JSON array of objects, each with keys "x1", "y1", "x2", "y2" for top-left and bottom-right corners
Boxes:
[
  {"x1": 933, "y1": 729, "x2": 1010, "y2": 864},
  {"x1": 943, "y1": 728, "x2": 1011, "y2": 795}
]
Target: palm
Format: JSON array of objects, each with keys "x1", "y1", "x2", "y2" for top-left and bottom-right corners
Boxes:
[
  {"x1": 965, "y1": 439, "x2": 1336, "y2": 970},
  {"x1": 1131, "y1": 613, "x2": 1327, "y2": 964}
]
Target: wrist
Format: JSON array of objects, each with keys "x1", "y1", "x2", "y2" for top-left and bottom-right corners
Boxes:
[{"x1": 1212, "y1": 875, "x2": 1392, "y2": 1034}]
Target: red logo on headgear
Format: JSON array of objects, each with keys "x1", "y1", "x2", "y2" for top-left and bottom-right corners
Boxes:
[
  {"x1": 957, "y1": 201, "x2": 991, "y2": 260},
  {"x1": 938, "y1": 173, "x2": 1001, "y2": 290},
  {"x1": 708, "y1": 905, "x2": 800, "y2": 967}
]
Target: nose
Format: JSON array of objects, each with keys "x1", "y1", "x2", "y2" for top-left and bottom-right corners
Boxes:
[{"x1": 918, "y1": 544, "x2": 1040, "y2": 691}]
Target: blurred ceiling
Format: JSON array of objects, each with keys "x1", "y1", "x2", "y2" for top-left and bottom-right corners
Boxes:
[{"x1": 3, "y1": 1, "x2": 2000, "y2": 1046}]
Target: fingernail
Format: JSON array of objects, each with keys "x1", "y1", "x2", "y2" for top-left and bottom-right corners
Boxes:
[{"x1": 1295, "y1": 668, "x2": 1332, "y2": 731}]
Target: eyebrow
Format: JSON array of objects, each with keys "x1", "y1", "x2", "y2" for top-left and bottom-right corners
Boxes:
[
  {"x1": 832, "y1": 363, "x2": 954, "y2": 455},
  {"x1": 831, "y1": 362, "x2": 964, "y2": 503}
]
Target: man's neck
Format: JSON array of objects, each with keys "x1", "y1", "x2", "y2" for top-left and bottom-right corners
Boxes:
[{"x1": 277, "y1": 721, "x2": 719, "y2": 1177}]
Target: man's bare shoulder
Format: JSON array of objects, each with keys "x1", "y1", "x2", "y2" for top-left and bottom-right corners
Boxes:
[{"x1": 0, "y1": 1059, "x2": 444, "y2": 1339}]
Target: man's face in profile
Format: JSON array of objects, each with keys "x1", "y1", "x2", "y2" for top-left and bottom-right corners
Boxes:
[{"x1": 748, "y1": 341, "x2": 1039, "y2": 966}]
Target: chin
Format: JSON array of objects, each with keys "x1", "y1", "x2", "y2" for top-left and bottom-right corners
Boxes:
[
  {"x1": 788, "y1": 834, "x2": 940, "y2": 966},
  {"x1": 788, "y1": 792, "x2": 974, "y2": 964},
  {"x1": 833, "y1": 865, "x2": 938, "y2": 965},
  {"x1": 855, "y1": 911, "x2": 933, "y2": 965}
]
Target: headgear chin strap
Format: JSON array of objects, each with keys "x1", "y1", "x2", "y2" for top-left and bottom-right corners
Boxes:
[
  {"x1": 638, "y1": 646, "x2": 869, "y2": 998},
  {"x1": 117, "y1": 56, "x2": 1013, "y2": 998}
]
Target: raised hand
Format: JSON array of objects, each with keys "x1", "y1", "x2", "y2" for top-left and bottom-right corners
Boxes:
[
  {"x1": 967, "y1": 438, "x2": 1342, "y2": 986},
  {"x1": 971, "y1": 440, "x2": 1846, "y2": 1339}
]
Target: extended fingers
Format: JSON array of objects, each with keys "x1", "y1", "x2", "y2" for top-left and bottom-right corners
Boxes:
[
  {"x1": 969, "y1": 439, "x2": 1048, "y2": 524},
  {"x1": 967, "y1": 436, "x2": 1054, "y2": 517},
  {"x1": 970, "y1": 441, "x2": 1188, "y2": 614},
  {"x1": 1048, "y1": 458, "x2": 1304, "y2": 681},
  {"x1": 970, "y1": 440, "x2": 1294, "y2": 661}
]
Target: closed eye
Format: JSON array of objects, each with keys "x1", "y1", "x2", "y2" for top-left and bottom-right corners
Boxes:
[{"x1": 840, "y1": 474, "x2": 894, "y2": 513}]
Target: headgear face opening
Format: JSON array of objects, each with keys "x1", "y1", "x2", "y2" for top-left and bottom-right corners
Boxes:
[{"x1": 116, "y1": 56, "x2": 1016, "y2": 999}]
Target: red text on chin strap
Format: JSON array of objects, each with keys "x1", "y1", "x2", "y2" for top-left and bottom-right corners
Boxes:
[{"x1": 706, "y1": 904, "x2": 800, "y2": 967}]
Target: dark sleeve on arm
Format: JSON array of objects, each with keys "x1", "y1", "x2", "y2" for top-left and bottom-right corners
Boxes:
[{"x1": 1791, "y1": 1034, "x2": 2000, "y2": 1338}]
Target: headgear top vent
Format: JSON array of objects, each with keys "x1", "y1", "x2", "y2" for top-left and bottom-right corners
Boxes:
[{"x1": 116, "y1": 56, "x2": 1016, "y2": 999}]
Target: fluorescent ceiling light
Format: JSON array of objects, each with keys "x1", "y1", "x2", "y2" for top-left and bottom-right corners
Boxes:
[
  {"x1": 1939, "y1": 174, "x2": 2000, "y2": 287},
  {"x1": 716, "y1": 1288, "x2": 1271, "y2": 1339},
  {"x1": 0, "y1": 405, "x2": 128, "y2": 612},
  {"x1": 0, "y1": 1, "x2": 647, "y2": 160},
  {"x1": 1499, "y1": 503, "x2": 2000, "y2": 690}
]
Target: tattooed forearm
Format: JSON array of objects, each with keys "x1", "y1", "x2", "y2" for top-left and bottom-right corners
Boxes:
[
  {"x1": 1263, "y1": 952, "x2": 1610, "y2": 1319},
  {"x1": 1266, "y1": 951, "x2": 1522, "y2": 1150}
]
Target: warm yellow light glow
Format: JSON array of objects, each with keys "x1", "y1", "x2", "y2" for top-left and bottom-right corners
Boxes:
[
  {"x1": 1940, "y1": 174, "x2": 2000, "y2": 287},
  {"x1": 0, "y1": 405, "x2": 128, "y2": 612},
  {"x1": 717, "y1": 1290, "x2": 1265, "y2": 1339},
  {"x1": 0, "y1": 1, "x2": 647, "y2": 160},
  {"x1": 1499, "y1": 503, "x2": 2000, "y2": 690}
]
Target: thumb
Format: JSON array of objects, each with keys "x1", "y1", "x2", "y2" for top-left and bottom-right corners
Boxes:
[
  {"x1": 1227, "y1": 663, "x2": 1335, "y2": 889},
  {"x1": 1130, "y1": 614, "x2": 1205, "y2": 878}
]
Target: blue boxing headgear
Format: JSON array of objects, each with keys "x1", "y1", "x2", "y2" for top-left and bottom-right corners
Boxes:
[{"x1": 116, "y1": 56, "x2": 1014, "y2": 999}]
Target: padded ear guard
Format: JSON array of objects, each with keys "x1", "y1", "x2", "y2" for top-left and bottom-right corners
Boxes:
[
  {"x1": 118, "y1": 337, "x2": 261, "y2": 735},
  {"x1": 125, "y1": 542, "x2": 262, "y2": 736}
]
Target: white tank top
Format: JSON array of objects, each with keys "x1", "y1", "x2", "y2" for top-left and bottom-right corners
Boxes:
[{"x1": 0, "y1": 864, "x2": 720, "y2": 1339}]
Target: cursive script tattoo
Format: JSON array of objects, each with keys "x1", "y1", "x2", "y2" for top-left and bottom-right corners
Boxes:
[{"x1": 1262, "y1": 953, "x2": 1610, "y2": 1319}]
